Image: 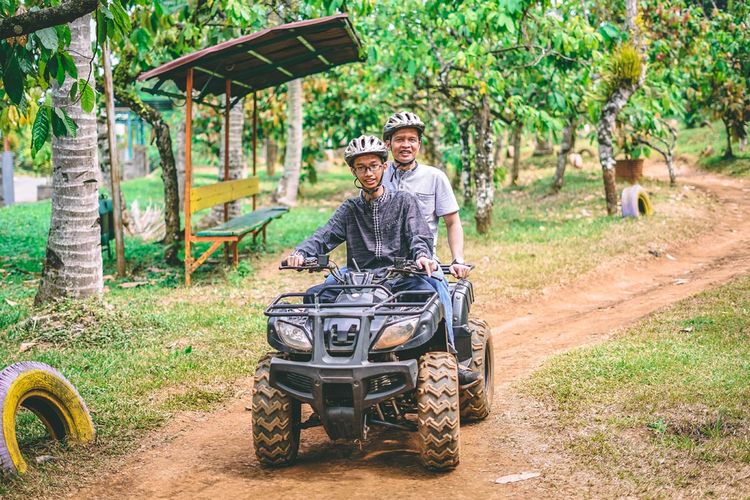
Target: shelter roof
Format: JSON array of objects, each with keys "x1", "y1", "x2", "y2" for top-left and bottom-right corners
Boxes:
[{"x1": 137, "y1": 14, "x2": 364, "y2": 105}]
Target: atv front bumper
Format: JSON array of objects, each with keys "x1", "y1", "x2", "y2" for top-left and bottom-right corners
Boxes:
[{"x1": 269, "y1": 357, "x2": 418, "y2": 440}]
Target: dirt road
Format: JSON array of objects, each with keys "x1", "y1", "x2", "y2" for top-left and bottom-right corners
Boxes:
[{"x1": 74, "y1": 165, "x2": 750, "y2": 499}]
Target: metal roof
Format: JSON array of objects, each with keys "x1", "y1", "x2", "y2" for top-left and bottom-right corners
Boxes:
[{"x1": 137, "y1": 14, "x2": 364, "y2": 105}]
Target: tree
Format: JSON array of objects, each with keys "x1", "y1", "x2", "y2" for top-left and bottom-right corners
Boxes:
[
  {"x1": 596, "y1": 0, "x2": 647, "y2": 215},
  {"x1": 273, "y1": 79, "x2": 303, "y2": 205},
  {"x1": 36, "y1": 14, "x2": 101, "y2": 304}
]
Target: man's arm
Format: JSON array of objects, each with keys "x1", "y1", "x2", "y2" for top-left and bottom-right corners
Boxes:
[
  {"x1": 286, "y1": 203, "x2": 348, "y2": 265},
  {"x1": 444, "y1": 211, "x2": 471, "y2": 278}
]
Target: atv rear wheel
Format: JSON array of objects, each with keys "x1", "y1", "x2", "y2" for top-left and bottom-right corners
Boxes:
[
  {"x1": 459, "y1": 318, "x2": 494, "y2": 422},
  {"x1": 416, "y1": 351, "x2": 460, "y2": 471},
  {"x1": 252, "y1": 353, "x2": 300, "y2": 466}
]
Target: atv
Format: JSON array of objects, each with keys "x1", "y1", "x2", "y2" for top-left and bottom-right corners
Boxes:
[{"x1": 251, "y1": 256, "x2": 493, "y2": 471}]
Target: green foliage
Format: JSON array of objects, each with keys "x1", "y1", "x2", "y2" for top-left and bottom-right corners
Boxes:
[{"x1": 606, "y1": 44, "x2": 643, "y2": 94}]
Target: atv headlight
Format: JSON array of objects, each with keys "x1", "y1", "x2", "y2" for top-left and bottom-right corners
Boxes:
[
  {"x1": 374, "y1": 317, "x2": 419, "y2": 350},
  {"x1": 276, "y1": 320, "x2": 312, "y2": 351}
]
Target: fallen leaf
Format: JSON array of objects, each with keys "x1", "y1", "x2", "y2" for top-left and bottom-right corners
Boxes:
[
  {"x1": 119, "y1": 282, "x2": 148, "y2": 288},
  {"x1": 674, "y1": 279, "x2": 688, "y2": 285},
  {"x1": 666, "y1": 254, "x2": 677, "y2": 261},
  {"x1": 147, "y1": 266, "x2": 166, "y2": 273},
  {"x1": 103, "y1": 274, "x2": 115, "y2": 281},
  {"x1": 5, "y1": 298, "x2": 18, "y2": 306},
  {"x1": 495, "y1": 471, "x2": 541, "y2": 484},
  {"x1": 648, "y1": 249, "x2": 662, "y2": 257},
  {"x1": 19, "y1": 342, "x2": 37, "y2": 353},
  {"x1": 681, "y1": 326, "x2": 694, "y2": 333},
  {"x1": 35, "y1": 455, "x2": 56, "y2": 464}
]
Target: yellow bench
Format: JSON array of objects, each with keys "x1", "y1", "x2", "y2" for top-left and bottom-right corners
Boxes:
[{"x1": 184, "y1": 177, "x2": 288, "y2": 285}]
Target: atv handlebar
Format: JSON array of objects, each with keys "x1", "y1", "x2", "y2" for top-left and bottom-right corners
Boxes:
[{"x1": 280, "y1": 255, "x2": 474, "y2": 280}]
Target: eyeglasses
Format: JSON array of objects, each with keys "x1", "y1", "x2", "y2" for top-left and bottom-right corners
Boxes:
[{"x1": 353, "y1": 164, "x2": 383, "y2": 174}]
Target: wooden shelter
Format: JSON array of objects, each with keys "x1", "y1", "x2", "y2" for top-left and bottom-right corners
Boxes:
[{"x1": 137, "y1": 14, "x2": 365, "y2": 285}]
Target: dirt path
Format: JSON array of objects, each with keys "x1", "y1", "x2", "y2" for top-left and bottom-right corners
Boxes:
[{"x1": 73, "y1": 165, "x2": 750, "y2": 499}]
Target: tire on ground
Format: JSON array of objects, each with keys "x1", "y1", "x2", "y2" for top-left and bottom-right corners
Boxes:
[
  {"x1": 621, "y1": 184, "x2": 654, "y2": 217},
  {"x1": 416, "y1": 351, "x2": 460, "y2": 471},
  {"x1": 251, "y1": 353, "x2": 301, "y2": 466},
  {"x1": 0, "y1": 361, "x2": 96, "y2": 475},
  {"x1": 459, "y1": 318, "x2": 495, "y2": 422}
]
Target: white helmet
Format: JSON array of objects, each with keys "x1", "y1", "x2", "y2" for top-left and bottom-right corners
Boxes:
[
  {"x1": 382, "y1": 111, "x2": 425, "y2": 140},
  {"x1": 344, "y1": 135, "x2": 388, "y2": 167}
]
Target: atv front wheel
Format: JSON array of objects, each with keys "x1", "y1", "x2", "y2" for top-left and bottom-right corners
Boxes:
[
  {"x1": 252, "y1": 353, "x2": 300, "y2": 466},
  {"x1": 416, "y1": 351, "x2": 460, "y2": 470},
  {"x1": 459, "y1": 318, "x2": 494, "y2": 422}
]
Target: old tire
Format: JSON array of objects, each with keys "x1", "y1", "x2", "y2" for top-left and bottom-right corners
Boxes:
[
  {"x1": 460, "y1": 318, "x2": 495, "y2": 422},
  {"x1": 621, "y1": 184, "x2": 654, "y2": 217},
  {"x1": 0, "y1": 361, "x2": 95, "y2": 475},
  {"x1": 417, "y1": 351, "x2": 460, "y2": 471},
  {"x1": 252, "y1": 353, "x2": 300, "y2": 466}
]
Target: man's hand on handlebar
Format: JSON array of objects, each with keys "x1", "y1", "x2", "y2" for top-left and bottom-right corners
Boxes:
[
  {"x1": 449, "y1": 261, "x2": 472, "y2": 279},
  {"x1": 416, "y1": 256, "x2": 438, "y2": 277},
  {"x1": 285, "y1": 253, "x2": 305, "y2": 267}
]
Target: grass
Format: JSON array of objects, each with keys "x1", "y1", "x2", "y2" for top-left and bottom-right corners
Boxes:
[
  {"x1": 0, "y1": 153, "x2": 720, "y2": 496},
  {"x1": 525, "y1": 275, "x2": 750, "y2": 496},
  {"x1": 676, "y1": 122, "x2": 750, "y2": 177}
]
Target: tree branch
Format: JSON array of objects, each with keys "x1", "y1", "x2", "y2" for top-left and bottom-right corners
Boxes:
[{"x1": 0, "y1": 0, "x2": 98, "y2": 40}]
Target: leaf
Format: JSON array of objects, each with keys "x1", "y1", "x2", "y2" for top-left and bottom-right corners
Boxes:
[
  {"x1": 3, "y1": 52, "x2": 24, "y2": 105},
  {"x1": 36, "y1": 27, "x2": 59, "y2": 52},
  {"x1": 60, "y1": 52, "x2": 77, "y2": 79},
  {"x1": 31, "y1": 106, "x2": 51, "y2": 158},
  {"x1": 80, "y1": 80, "x2": 95, "y2": 113},
  {"x1": 51, "y1": 107, "x2": 77, "y2": 137},
  {"x1": 495, "y1": 471, "x2": 541, "y2": 484},
  {"x1": 69, "y1": 80, "x2": 78, "y2": 101}
]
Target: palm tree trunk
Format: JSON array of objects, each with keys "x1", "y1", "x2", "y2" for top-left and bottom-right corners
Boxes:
[
  {"x1": 36, "y1": 14, "x2": 102, "y2": 305},
  {"x1": 201, "y1": 97, "x2": 246, "y2": 227},
  {"x1": 274, "y1": 78, "x2": 302, "y2": 206}
]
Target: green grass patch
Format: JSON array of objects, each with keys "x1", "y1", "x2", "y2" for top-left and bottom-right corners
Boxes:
[
  {"x1": 525, "y1": 275, "x2": 750, "y2": 495},
  {"x1": 677, "y1": 123, "x2": 750, "y2": 177}
]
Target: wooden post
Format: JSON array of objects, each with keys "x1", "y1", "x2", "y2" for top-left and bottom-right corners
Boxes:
[
  {"x1": 102, "y1": 42, "x2": 126, "y2": 277},
  {"x1": 252, "y1": 91, "x2": 257, "y2": 211},
  {"x1": 224, "y1": 79, "x2": 231, "y2": 262},
  {"x1": 184, "y1": 68, "x2": 194, "y2": 286}
]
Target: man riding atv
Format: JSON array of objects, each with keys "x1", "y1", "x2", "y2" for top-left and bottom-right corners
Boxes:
[{"x1": 382, "y1": 112, "x2": 476, "y2": 385}]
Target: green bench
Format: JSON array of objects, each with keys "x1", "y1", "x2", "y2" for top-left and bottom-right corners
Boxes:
[{"x1": 184, "y1": 177, "x2": 287, "y2": 285}]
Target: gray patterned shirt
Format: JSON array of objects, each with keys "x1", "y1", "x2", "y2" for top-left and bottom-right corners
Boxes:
[{"x1": 294, "y1": 188, "x2": 433, "y2": 270}]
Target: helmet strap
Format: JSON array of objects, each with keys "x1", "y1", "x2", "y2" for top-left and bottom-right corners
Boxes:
[{"x1": 354, "y1": 177, "x2": 383, "y2": 200}]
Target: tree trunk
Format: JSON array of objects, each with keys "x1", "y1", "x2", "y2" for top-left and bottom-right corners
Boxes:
[
  {"x1": 493, "y1": 131, "x2": 505, "y2": 171},
  {"x1": 266, "y1": 137, "x2": 277, "y2": 176},
  {"x1": 723, "y1": 118, "x2": 734, "y2": 158},
  {"x1": 510, "y1": 123, "x2": 522, "y2": 186},
  {"x1": 113, "y1": 83, "x2": 181, "y2": 264},
  {"x1": 460, "y1": 124, "x2": 473, "y2": 206},
  {"x1": 274, "y1": 78, "x2": 303, "y2": 206},
  {"x1": 666, "y1": 153, "x2": 676, "y2": 186},
  {"x1": 36, "y1": 15, "x2": 102, "y2": 305},
  {"x1": 201, "y1": 97, "x2": 246, "y2": 227},
  {"x1": 551, "y1": 117, "x2": 577, "y2": 193},
  {"x1": 175, "y1": 121, "x2": 185, "y2": 205},
  {"x1": 598, "y1": 0, "x2": 645, "y2": 216},
  {"x1": 473, "y1": 98, "x2": 494, "y2": 234}
]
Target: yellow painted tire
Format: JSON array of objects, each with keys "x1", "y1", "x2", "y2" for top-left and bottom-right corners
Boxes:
[{"x1": 0, "y1": 362, "x2": 95, "y2": 474}]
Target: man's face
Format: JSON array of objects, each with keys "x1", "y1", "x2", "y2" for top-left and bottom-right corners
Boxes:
[
  {"x1": 351, "y1": 154, "x2": 384, "y2": 190},
  {"x1": 387, "y1": 128, "x2": 421, "y2": 165}
]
